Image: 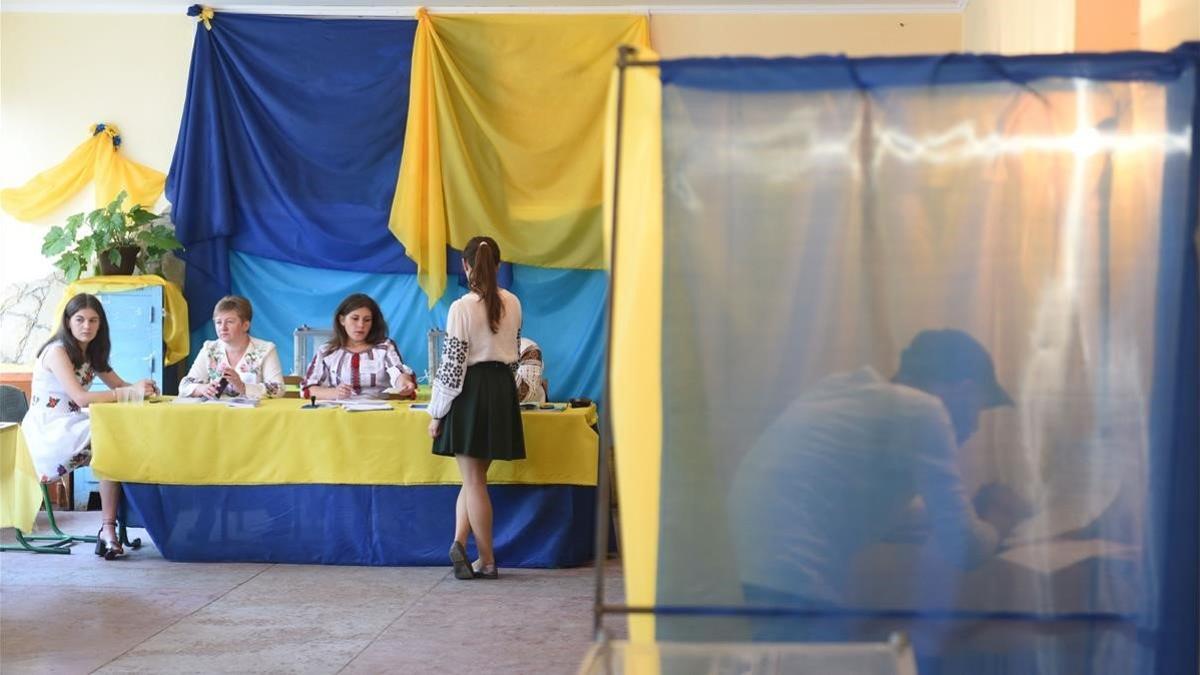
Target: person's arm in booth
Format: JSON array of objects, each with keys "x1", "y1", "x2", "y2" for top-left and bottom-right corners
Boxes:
[{"x1": 911, "y1": 410, "x2": 1000, "y2": 569}]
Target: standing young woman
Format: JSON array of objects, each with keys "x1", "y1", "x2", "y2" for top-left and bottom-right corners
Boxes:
[
  {"x1": 23, "y1": 293, "x2": 157, "y2": 559},
  {"x1": 427, "y1": 236, "x2": 526, "y2": 580}
]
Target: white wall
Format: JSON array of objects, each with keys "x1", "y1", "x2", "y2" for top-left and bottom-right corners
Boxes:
[
  {"x1": 962, "y1": 0, "x2": 1077, "y2": 54},
  {"x1": 0, "y1": 13, "x2": 193, "y2": 362}
]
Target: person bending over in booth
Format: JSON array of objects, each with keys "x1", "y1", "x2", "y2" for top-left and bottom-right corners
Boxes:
[
  {"x1": 23, "y1": 293, "x2": 157, "y2": 559},
  {"x1": 301, "y1": 293, "x2": 417, "y2": 400},
  {"x1": 729, "y1": 329, "x2": 1027, "y2": 626},
  {"x1": 180, "y1": 295, "x2": 285, "y2": 399}
]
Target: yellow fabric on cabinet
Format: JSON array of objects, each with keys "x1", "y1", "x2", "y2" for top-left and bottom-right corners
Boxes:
[
  {"x1": 57, "y1": 275, "x2": 189, "y2": 366},
  {"x1": 0, "y1": 124, "x2": 165, "y2": 221},
  {"x1": 390, "y1": 11, "x2": 650, "y2": 304},
  {"x1": 605, "y1": 45, "x2": 664, "y2": 644},
  {"x1": 90, "y1": 399, "x2": 599, "y2": 487},
  {"x1": 0, "y1": 426, "x2": 43, "y2": 533}
]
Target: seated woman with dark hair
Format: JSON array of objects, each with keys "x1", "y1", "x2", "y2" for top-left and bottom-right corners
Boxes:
[
  {"x1": 180, "y1": 295, "x2": 284, "y2": 399},
  {"x1": 23, "y1": 293, "x2": 157, "y2": 559},
  {"x1": 301, "y1": 293, "x2": 418, "y2": 400}
]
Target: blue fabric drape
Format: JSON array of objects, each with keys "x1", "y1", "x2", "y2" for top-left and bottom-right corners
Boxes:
[
  {"x1": 226, "y1": 252, "x2": 607, "y2": 401},
  {"x1": 122, "y1": 483, "x2": 598, "y2": 567},
  {"x1": 167, "y1": 14, "x2": 418, "y2": 328}
]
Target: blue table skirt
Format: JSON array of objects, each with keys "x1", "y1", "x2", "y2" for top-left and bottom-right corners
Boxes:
[{"x1": 122, "y1": 483, "x2": 598, "y2": 567}]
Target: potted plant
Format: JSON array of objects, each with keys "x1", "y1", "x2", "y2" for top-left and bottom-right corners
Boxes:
[{"x1": 41, "y1": 191, "x2": 183, "y2": 281}]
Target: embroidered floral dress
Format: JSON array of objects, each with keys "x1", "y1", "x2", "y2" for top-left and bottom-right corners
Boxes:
[
  {"x1": 301, "y1": 340, "x2": 415, "y2": 399},
  {"x1": 179, "y1": 337, "x2": 285, "y2": 399},
  {"x1": 22, "y1": 341, "x2": 97, "y2": 481}
]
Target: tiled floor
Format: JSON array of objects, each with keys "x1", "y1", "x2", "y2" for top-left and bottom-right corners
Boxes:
[{"x1": 1, "y1": 511, "x2": 625, "y2": 674}]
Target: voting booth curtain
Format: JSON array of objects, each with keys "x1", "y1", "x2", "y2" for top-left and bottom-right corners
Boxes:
[{"x1": 609, "y1": 45, "x2": 1199, "y2": 674}]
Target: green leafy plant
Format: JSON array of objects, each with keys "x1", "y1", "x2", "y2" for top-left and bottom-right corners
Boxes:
[{"x1": 41, "y1": 191, "x2": 183, "y2": 281}]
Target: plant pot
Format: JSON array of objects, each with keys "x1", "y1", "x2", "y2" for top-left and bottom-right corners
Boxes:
[{"x1": 97, "y1": 246, "x2": 140, "y2": 276}]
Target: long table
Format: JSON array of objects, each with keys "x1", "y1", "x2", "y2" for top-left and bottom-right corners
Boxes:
[{"x1": 89, "y1": 399, "x2": 600, "y2": 567}]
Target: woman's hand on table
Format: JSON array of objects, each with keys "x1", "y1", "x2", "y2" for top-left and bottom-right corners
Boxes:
[
  {"x1": 394, "y1": 374, "x2": 417, "y2": 398},
  {"x1": 427, "y1": 418, "x2": 441, "y2": 439},
  {"x1": 137, "y1": 379, "x2": 158, "y2": 397},
  {"x1": 197, "y1": 381, "x2": 221, "y2": 398},
  {"x1": 334, "y1": 383, "x2": 355, "y2": 399}
]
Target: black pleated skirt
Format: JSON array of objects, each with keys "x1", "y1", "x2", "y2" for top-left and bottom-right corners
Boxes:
[{"x1": 432, "y1": 361, "x2": 526, "y2": 461}]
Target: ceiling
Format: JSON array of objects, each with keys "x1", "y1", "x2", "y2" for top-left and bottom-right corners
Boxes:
[{"x1": 2, "y1": 0, "x2": 970, "y2": 15}]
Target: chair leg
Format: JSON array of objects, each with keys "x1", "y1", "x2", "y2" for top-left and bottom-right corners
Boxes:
[
  {"x1": 22, "y1": 483, "x2": 97, "y2": 544},
  {"x1": 118, "y1": 519, "x2": 142, "y2": 549},
  {"x1": 0, "y1": 529, "x2": 73, "y2": 554}
]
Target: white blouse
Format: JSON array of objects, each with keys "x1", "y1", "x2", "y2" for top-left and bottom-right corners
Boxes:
[
  {"x1": 301, "y1": 340, "x2": 414, "y2": 400},
  {"x1": 180, "y1": 337, "x2": 285, "y2": 399},
  {"x1": 429, "y1": 290, "x2": 522, "y2": 419}
]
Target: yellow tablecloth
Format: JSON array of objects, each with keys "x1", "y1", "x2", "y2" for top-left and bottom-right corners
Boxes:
[
  {"x1": 90, "y1": 399, "x2": 598, "y2": 487},
  {"x1": 0, "y1": 425, "x2": 43, "y2": 532}
]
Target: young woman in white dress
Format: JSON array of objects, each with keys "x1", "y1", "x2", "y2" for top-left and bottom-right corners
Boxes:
[{"x1": 23, "y1": 293, "x2": 157, "y2": 559}]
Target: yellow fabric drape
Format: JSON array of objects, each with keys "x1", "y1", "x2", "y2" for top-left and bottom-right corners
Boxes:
[
  {"x1": 0, "y1": 124, "x2": 165, "y2": 222},
  {"x1": 0, "y1": 426, "x2": 43, "y2": 533},
  {"x1": 90, "y1": 399, "x2": 599, "y2": 486},
  {"x1": 56, "y1": 275, "x2": 190, "y2": 366},
  {"x1": 391, "y1": 10, "x2": 650, "y2": 305},
  {"x1": 605, "y1": 46, "x2": 663, "y2": 644}
]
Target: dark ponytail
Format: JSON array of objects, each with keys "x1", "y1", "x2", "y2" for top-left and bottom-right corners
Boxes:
[{"x1": 463, "y1": 235, "x2": 503, "y2": 333}]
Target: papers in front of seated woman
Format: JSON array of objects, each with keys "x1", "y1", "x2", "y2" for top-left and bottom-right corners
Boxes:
[
  {"x1": 172, "y1": 396, "x2": 260, "y2": 408},
  {"x1": 314, "y1": 399, "x2": 394, "y2": 412}
]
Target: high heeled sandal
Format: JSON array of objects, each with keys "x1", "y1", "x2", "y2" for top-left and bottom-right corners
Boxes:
[
  {"x1": 472, "y1": 561, "x2": 499, "y2": 580},
  {"x1": 449, "y1": 541, "x2": 474, "y2": 580},
  {"x1": 94, "y1": 521, "x2": 123, "y2": 560}
]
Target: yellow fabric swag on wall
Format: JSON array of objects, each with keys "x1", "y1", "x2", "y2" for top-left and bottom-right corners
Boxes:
[
  {"x1": 391, "y1": 10, "x2": 650, "y2": 304},
  {"x1": 0, "y1": 123, "x2": 165, "y2": 222}
]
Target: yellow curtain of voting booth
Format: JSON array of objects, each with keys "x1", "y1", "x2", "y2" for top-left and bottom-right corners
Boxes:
[
  {"x1": 57, "y1": 275, "x2": 190, "y2": 365},
  {"x1": 0, "y1": 124, "x2": 165, "y2": 221},
  {"x1": 605, "y1": 45, "x2": 664, "y2": 645},
  {"x1": 390, "y1": 9, "x2": 650, "y2": 305}
]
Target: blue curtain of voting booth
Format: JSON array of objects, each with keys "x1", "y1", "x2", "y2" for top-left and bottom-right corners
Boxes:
[{"x1": 650, "y1": 46, "x2": 1198, "y2": 674}]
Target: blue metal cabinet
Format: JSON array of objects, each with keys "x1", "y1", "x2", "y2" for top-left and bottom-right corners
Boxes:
[{"x1": 75, "y1": 285, "x2": 164, "y2": 508}]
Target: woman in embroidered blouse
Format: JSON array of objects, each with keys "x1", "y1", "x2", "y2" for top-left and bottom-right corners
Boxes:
[
  {"x1": 301, "y1": 293, "x2": 417, "y2": 400},
  {"x1": 22, "y1": 293, "x2": 156, "y2": 559},
  {"x1": 428, "y1": 236, "x2": 526, "y2": 580},
  {"x1": 180, "y1": 296, "x2": 284, "y2": 399}
]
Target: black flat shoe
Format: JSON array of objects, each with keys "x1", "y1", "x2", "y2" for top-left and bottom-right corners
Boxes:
[{"x1": 449, "y1": 542, "x2": 474, "y2": 580}]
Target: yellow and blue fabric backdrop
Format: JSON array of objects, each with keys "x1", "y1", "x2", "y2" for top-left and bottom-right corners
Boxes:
[{"x1": 391, "y1": 10, "x2": 649, "y2": 304}]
